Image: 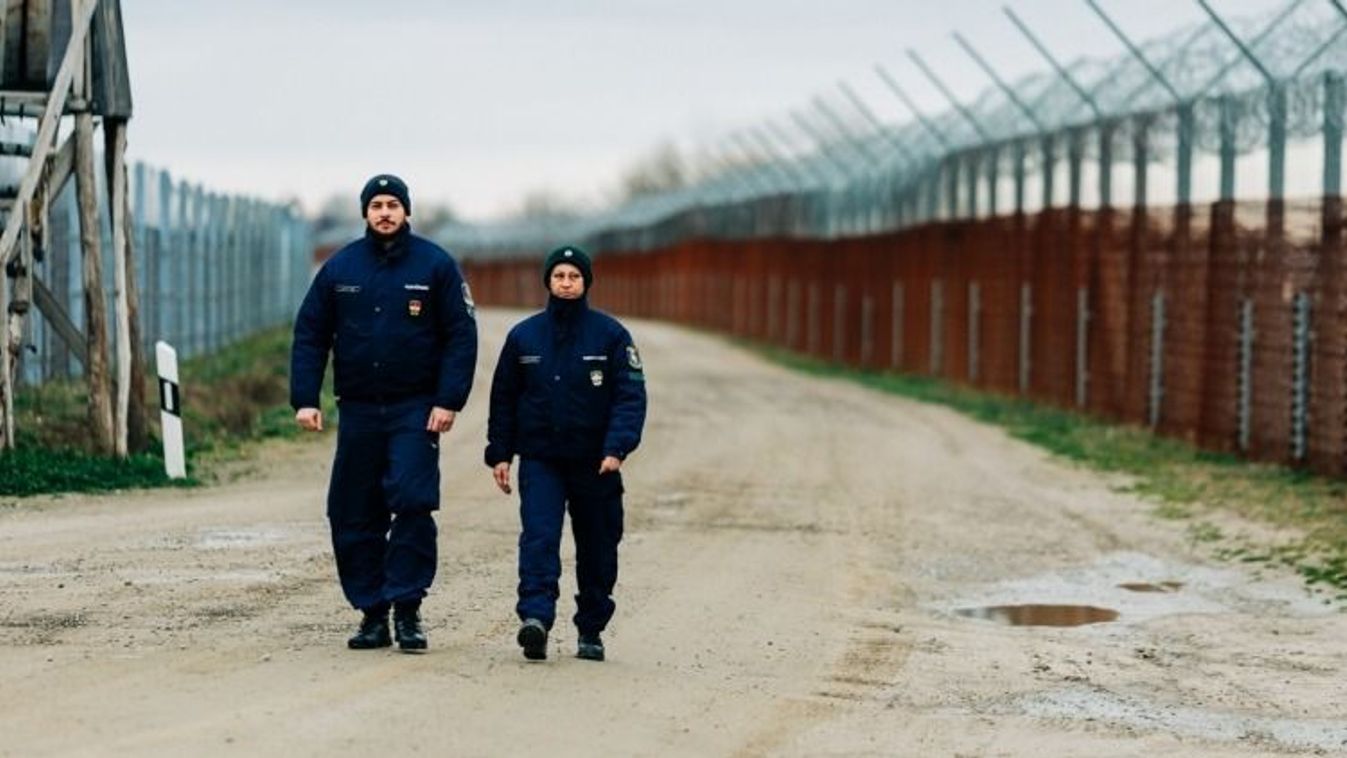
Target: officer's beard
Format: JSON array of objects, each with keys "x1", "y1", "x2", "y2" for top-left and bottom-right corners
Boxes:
[{"x1": 366, "y1": 220, "x2": 410, "y2": 246}]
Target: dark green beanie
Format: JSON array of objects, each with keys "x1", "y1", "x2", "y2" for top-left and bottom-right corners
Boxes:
[{"x1": 542, "y1": 245, "x2": 593, "y2": 290}]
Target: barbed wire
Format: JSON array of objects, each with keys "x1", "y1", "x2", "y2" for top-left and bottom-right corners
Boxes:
[{"x1": 451, "y1": 0, "x2": 1347, "y2": 256}]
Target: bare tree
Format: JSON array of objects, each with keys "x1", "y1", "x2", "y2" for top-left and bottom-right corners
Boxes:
[
  {"x1": 617, "y1": 140, "x2": 687, "y2": 202},
  {"x1": 509, "y1": 189, "x2": 584, "y2": 221}
]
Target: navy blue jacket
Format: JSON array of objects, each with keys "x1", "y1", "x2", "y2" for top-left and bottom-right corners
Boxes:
[
  {"x1": 290, "y1": 226, "x2": 478, "y2": 411},
  {"x1": 486, "y1": 296, "x2": 646, "y2": 465}
]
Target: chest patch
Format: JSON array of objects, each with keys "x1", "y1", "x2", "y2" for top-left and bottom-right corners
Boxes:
[
  {"x1": 408, "y1": 299, "x2": 423, "y2": 317},
  {"x1": 519, "y1": 355, "x2": 542, "y2": 365},
  {"x1": 590, "y1": 369, "x2": 604, "y2": 387},
  {"x1": 404, "y1": 283, "x2": 430, "y2": 291},
  {"x1": 335, "y1": 284, "x2": 361, "y2": 294}
]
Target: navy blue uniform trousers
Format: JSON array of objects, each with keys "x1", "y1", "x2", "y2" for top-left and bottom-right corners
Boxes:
[
  {"x1": 516, "y1": 457, "x2": 624, "y2": 634},
  {"x1": 328, "y1": 397, "x2": 440, "y2": 612}
]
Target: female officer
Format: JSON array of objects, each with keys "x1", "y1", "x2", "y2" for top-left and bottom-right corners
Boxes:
[{"x1": 485, "y1": 245, "x2": 647, "y2": 662}]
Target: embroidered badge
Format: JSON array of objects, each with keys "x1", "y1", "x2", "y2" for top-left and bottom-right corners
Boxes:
[
  {"x1": 408, "y1": 299, "x2": 423, "y2": 317},
  {"x1": 335, "y1": 284, "x2": 361, "y2": 294},
  {"x1": 590, "y1": 369, "x2": 604, "y2": 387},
  {"x1": 626, "y1": 345, "x2": 643, "y2": 370},
  {"x1": 404, "y1": 283, "x2": 430, "y2": 291},
  {"x1": 462, "y1": 282, "x2": 477, "y2": 318},
  {"x1": 519, "y1": 355, "x2": 542, "y2": 364}
]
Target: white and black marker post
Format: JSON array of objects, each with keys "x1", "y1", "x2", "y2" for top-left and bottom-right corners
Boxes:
[{"x1": 155, "y1": 341, "x2": 186, "y2": 479}]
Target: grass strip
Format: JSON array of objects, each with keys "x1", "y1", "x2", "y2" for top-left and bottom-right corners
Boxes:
[
  {"x1": 5, "y1": 325, "x2": 325, "y2": 496},
  {"x1": 756, "y1": 345, "x2": 1347, "y2": 598}
]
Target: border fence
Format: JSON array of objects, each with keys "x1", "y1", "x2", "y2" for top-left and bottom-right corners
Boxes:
[
  {"x1": 21, "y1": 160, "x2": 312, "y2": 386},
  {"x1": 455, "y1": 1, "x2": 1347, "y2": 475}
]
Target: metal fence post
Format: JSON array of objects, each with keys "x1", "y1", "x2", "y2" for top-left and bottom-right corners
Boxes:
[
  {"x1": 1219, "y1": 97, "x2": 1237, "y2": 201},
  {"x1": 808, "y1": 282, "x2": 821, "y2": 354},
  {"x1": 1291, "y1": 291, "x2": 1311, "y2": 460},
  {"x1": 968, "y1": 280, "x2": 980, "y2": 382},
  {"x1": 1238, "y1": 298, "x2": 1255, "y2": 452},
  {"x1": 891, "y1": 280, "x2": 904, "y2": 369},
  {"x1": 1325, "y1": 72, "x2": 1344, "y2": 197},
  {"x1": 1077, "y1": 286, "x2": 1090, "y2": 407},
  {"x1": 1149, "y1": 290, "x2": 1166, "y2": 428},
  {"x1": 1177, "y1": 103, "x2": 1195, "y2": 205},
  {"x1": 833, "y1": 283, "x2": 847, "y2": 362},
  {"x1": 1019, "y1": 282, "x2": 1032, "y2": 393},
  {"x1": 861, "y1": 293, "x2": 875, "y2": 367},
  {"x1": 930, "y1": 278, "x2": 944, "y2": 374}
]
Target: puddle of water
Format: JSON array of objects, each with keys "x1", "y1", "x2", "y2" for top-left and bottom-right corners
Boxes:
[
  {"x1": 1118, "y1": 581, "x2": 1185, "y2": 593},
  {"x1": 956, "y1": 604, "x2": 1119, "y2": 627}
]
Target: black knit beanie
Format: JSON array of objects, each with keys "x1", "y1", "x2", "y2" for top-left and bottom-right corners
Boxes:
[
  {"x1": 542, "y1": 245, "x2": 593, "y2": 290},
  {"x1": 360, "y1": 174, "x2": 411, "y2": 216}
]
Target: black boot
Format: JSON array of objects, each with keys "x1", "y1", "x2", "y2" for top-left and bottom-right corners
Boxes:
[
  {"x1": 348, "y1": 610, "x2": 391, "y2": 650},
  {"x1": 393, "y1": 604, "x2": 427, "y2": 652},
  {"x1": 576, "y1": 632, "x2": 604, "y2": 661},
  {"x1": 517, "y1": 618, "x2": 548, "y2": 660}
]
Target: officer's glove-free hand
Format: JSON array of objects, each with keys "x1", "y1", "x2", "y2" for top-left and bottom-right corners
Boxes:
[
  {"x1": 427, "y1": 407, "x2": 456, "y2": 434},
  {"x1": 493, "y1": 462, "x2": 512, "y2": 495},
  {"x1": 599, "y1": 456, "x2": 622, "y2": 475},
  {"x1": 296, "y1": 407, "x2": 323, "y2": 432}
]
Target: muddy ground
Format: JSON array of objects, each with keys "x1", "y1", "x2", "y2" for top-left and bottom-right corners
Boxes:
[{"x1": 1, "y1": 309, "x2": 1344, "y2": 757}]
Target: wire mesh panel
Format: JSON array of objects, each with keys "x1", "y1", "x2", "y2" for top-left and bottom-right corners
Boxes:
[{"x1": 20, "y1": 163, "x2": 311, "y2": 386}]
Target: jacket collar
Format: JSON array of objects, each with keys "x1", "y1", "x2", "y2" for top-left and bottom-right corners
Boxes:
[
  {"x1": 364, "y1": 222, "x2": 412, "y2": 261},
  {"x1": 546, "y1": 293, "x2": 589, "y2": 323}
]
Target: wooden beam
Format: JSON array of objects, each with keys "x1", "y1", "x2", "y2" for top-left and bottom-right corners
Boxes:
[
  {"x1": 48, "y1": 131, "x2": 74, "y2": 199},
  {"x1": 31, "y1": 274, "x2": 83, "y2": 366}
]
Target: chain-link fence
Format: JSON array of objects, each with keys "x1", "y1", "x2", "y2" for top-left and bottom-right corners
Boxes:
[
  {"x1": 22, "y1": 161, "x2": 312, "y2": 385},
  {"x1": 457, "y1": 1, "x2": 1347, "y2": 476}
]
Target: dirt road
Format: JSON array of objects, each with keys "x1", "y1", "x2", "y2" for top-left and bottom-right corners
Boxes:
[{"x1": 1, "y1": 309, "x2": 1344, "y2": 757}]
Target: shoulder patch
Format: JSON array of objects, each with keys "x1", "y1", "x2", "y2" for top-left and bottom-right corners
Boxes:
[
  {"x1": 626, "y1": 345, "x2": 643, "y2": 370},
  {"x1": 461, "y1": 282, "x2": 477, "y2": 318}
]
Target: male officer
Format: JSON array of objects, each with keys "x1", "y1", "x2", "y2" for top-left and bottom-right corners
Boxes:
[
  {"x1": 485, "y1": 245, "x2": 647, "y2": 662},
  {"x1": 291, "y1": 174, "x2": 477, "y2": 652}
]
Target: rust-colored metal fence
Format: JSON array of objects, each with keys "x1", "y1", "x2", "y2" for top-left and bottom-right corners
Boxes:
[
  {"x1": 452, "y1": 2, "x2": 1347, "y2": 476},
  {"x1": 464, "y1": 195, "x2": 1347, "y2": 475}
]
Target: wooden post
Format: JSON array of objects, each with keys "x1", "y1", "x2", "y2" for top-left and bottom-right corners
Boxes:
[
  {"x1": 106, "y1": 117, "x2": 146, "y2": 453},
  {"x1": 106, "y1": 118, "x2": 130, "y2": 456},
  {"x1": 73, "y1": 0, "x2": 113, "y2": 455},
  {"x1": 0, "y1": 212, "x2": 10, "y2": 449}
]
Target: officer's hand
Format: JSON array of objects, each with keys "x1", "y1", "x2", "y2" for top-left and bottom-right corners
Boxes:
[
  {"x1": 493, "y1": 462, "x2": 512, "y2": 495},
  {"x1": 427, "y1": 407, "x2": 456, "y2": 433},
  {"x1": 296, "y1": 407, "x2": 323, "y2": 432},
  {"x1": 599, "y1": 455, "x2": 622, "y2": 475}
]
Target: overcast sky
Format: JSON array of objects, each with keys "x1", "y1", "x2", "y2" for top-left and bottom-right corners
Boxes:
[{"x1": 122, "y1": 0, "x2": 1284, "y2": 221}]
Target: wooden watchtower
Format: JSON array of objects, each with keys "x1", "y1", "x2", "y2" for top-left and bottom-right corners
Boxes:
[{"x1": 0, "y1": 0, "x2": 136, "y2": 456}]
